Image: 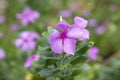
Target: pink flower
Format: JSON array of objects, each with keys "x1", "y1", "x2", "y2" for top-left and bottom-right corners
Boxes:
[
  {"x1": 87, "y1": 47, "x2": 99, "y2": 61},
  {"x1": 110, "y1": 4, "x2": 117, "y2": 12},
  {"x1": 48, "y1": 16, "x2": 89, "y2": 55},
  {"x1": 11, "y1": 23, "x2": 19, "y2": 31},
  {"x1": 0, "y1": 16, "x2": 5, "y2": 24},
  {"x1": 82, "y1": 10, "x2": 90, "y2": 17},
  {"x1": 16, "y1": 7, "x2": 40, "y2": 26},
  {"x1": 24, "y1": 54, "x2": 40, "y2": 68},
  {"x1": 15, "y1": 31, "x2": 39, "y2": 52},
  {"x1": 95, "y1": 26, "x2": 106, "y2": 35},
  {"x1": 88, "y1": 19, "x2": 98, "y2": 27},
  {"x1": 59, "y1": 10, "x2": 72, "y2": 18},
  {"x1": 0, "y1": 48, "x2": 5, "y2": 60}
]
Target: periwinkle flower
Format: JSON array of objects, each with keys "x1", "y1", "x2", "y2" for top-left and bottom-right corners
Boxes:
[
  {"x1": 69, "y1": 2, "x2": 80, "y2": 11},
  {"x1": 11, "y1": 23, "x2": 19, "y2": 31},
  {"x1": 16, "y1": 7, "x2": 40, "y2": 26},
  {"x1": 82, "y1": 10, "x2": 90, "y2": 17},
  {"x1": 110, "y1": 4, "x2": 117, "y2": 12},
  {"x1": 88, "y1": 19, "x2": 98, "y2": 27},
  {"x1": 48, "y1": 16, "x2": 89, "y2": 55},
  {"x1": 95, "y1": 26, "x2": 106, "y2": 35},
  {"x1": 24, "y1": 54, "x2": 40, "y2": 68},
  {"x1": 87, "y1": 47, "x2": 99, "y2": 61},
  {"x1": 0, "y1": 48, "x2": 5, "y2": 60},
  {"x1": 0, "y1": 16, "x2": 5, "y2": 24},
  {"x1": 60, "y1": 10, "x2": 72, "y2": 18},
  {"x1": 15, "y1": 31, "x2": 39, "y2": 52}
]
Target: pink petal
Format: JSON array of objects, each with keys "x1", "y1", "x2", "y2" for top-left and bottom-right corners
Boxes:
[
  {"x1": 24, "y1": 54, "x2": 40, "y2": 68},
  {"x1": 0, "y1": 49, "x2": 6, "y2": 60},
  {"x1": 16, "y1": 14, "x2": 22, "y2": 19},
  {"x1": 22, "y1": 19, "x2": 29, "y2": 26},
  {"x1": 79, "y1": 29, "x2": 90, "y2": 40},
  {"x1": 50, "y1": 39, "x2": 63, "y2": 54},
  {"x1": 74, "y1": 16, "x2": 88, "y2": 28},
  {"x1": 64, "y1": 38, "x2": 76, "y2": 55},
  {"x1": 56, "y1": 21, "x2": 69, "y2": 33},
  {"x1": 28, "y1": 40, "x2": 36, "y2": 50},
  {"x1": 20, "y1": 31, "x2": 30, "y2": 38},
  {"x1": 32, "y1": 11, "x2": 40, "y2": 19},
  {"x1": 88, "y1": 47, "x2": 99, "y2": 61},
  {"x1": 24, "y1": 58, "x2": 32, "y2": 68},
  {"x1": 31, "y1": 54, "x2": 40, "y2": 60},
  {"x1": 15, "y1": 38, "x2": 23, "y2": 48},
  {"x1": 31, "y1": 32, "x2": 40, "y2": 39},
  {"x1": 48, "y1": 29, "x2": 60, "y2": 44},
  {"x1": 67, "y1": 27, "x2": 83, "y2": 39},
  {"x1": 21, "y1": 43, "x2": 30, "y2": 52}
]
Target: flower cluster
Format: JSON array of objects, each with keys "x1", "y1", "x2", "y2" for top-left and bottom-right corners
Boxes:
[
  {"x1": 48, "y1": 16, "x2": 89, "y2": 55},
  {"x1": 15, "y1": 31, "x2": 40, "y2": 52},
  {"x1": 16, "y1": 7, "x2": 40, "y2": 26}
]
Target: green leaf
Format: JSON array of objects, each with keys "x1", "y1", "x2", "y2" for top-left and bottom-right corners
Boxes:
[
  {"x1": 46, "y1": 76, "x2": 56, "y2": 80},
  {"x1": 70, "y1": 53, "x2": 90, "y2": 65},
  {"x1": 47, "y1": 26, "x2": 54, "y2": 34},
  {"x1": 39, "y1": 65, "x2": 58, "y2": 78},
  {"x1": 57, "y1": 55, "x2": 71, "y2": 69},
  {"x1": 59, "y1": 67, "x2": 72, "y2": 77},
  {"x1": 76, "y1": 41, "x2": 94, "y2": 56}
]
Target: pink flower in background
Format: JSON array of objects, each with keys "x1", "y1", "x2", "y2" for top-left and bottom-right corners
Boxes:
[
  {"x1": 16, "y1": 7, "x2": 40, "y2": 26},
  {"x1": 87, "y1": 47, "x2": 99, "y2": 61},
  {"x1": 0, "y1": 16, "x2": 5, "y2": 24},
  {"x1": 82, "y1": 10, "x2": 90, "y2": 17},
  {"x1": 24, "y1": 54, "x2": 40, "y2": 68},
  {"x1": 0, "y1": 48, "x2": 5, "y2": 60},
  {"x1": 20, "y1": 31, "x2": 40, "y2": 40},
  {"x1": 95, "y1": 21, "x2": 108, "y2": 35},
  {"x1": 95, "y1": 26, "x2": 106, "y2": 35},
  {"x1": 11, "y1": 23, "x2": 19, "y2": 31},
  {"x1": 15, "y1": 31, "x2": 39, "y2": 52},
  {"x1": 69, "y1": 2, "x2": 80, "y2": 11},
  {"x1": 48, "y1": 16, "x2": 89, "y2": 55},
  {"x1": 88, "y1": 19, "x2": 98, "y2": 27},
  {"x1": 60, "y1": 10, "x2": 72, "y2": 18},
  {"x1": 110, "y1": 4, "x2": 117, "y2": 12},
  {"x1": 0, "y1": 32, "x2": 3, "y2": 38}
]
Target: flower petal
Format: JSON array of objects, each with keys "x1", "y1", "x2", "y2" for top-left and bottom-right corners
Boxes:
[
  {"x1": 56, "y1": 21, "x2": 69, "y2": 32},
  {"x1": 15, "y1": 38, "x2": 23, "y2": 48},
  {"x1": 67, "y1": 27, "x2": 83, "y2": 39},
  {"x1": 64, "y1": 38, "x2": 76, "y2": 55},
  {"x1": 48, "y1": 29, "x2": 60, "y2": 44},
  {"x1": 79, "y1": 29, "x2": 90, "y2": 41},
  {"x1": 50, "y1": 39, "x2": 63, "y2": 54},
  {"x1": 21, "y1": 43, "x2": 30, "y2": 52},
  {"x1": 88, "y1": 47, "x2": 99, "y2": 61},
  {"x1": 28, "y1": 40, "x2": 36, "y2": 50},
  {"x1": 0, "y1": 49, "x2": 5, "y2": 60},
  {"x1": 24, "y1": 54, "x2": 40, "y2": 68},
  {"x1": 24, "y1": 57, "x2": 32, "y2": 68},
  {"x1": 74, "y1": 16, "x2": 88, "y2": 28},
  {"x1": 30, "y1": 54, "x2": 40, "y2": 60},
  {"x1": 22, "y1": 19, "x2": 29, "y2": 26},
  {"x1": 20, "y1": 31, "x2": 30, "y2": 38}
]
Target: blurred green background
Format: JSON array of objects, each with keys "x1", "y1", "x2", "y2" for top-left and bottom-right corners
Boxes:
[{"x1": 0, "y1": 0, "x2": 120, "y2": 80}]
